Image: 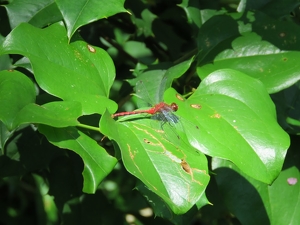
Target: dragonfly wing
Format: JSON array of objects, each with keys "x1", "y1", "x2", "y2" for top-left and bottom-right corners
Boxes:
[
  {"x1": 151, "y1": 110, "x2": 181, "y2": 143},
  {"x1": 157, "y1": 76, "x2": 167, "y2": 104},
  {"x1": 135, "y1": 80, "x2": 156, "y2": 107},
  {"x1": 157, "y1": 75, "x2": 178, "y2": 104}
]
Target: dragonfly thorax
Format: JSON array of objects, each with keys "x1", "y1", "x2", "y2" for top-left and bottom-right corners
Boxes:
[{"x1": 170, "y1": 103, "x2": 178, "y2": 112}]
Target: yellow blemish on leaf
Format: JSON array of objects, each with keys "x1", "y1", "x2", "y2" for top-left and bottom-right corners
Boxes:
[
  {"x1": 190, "y1": 104, "x2": 201, "y2": 109},
  {"x1": 87, "y1": 44, "x2": 96, "y2": 53},
  {"x1": 176, "y1": 93, "x2": 184, "y2": 101}
]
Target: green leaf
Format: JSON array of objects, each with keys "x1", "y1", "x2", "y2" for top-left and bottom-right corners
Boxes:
[
  {"x1": 0, "y1": 34, "x2": 11, "y2": 71},
  {"x1": 0, "y1": 121, "x2": 14, "y2": 150},
  {"x1": 100, "y1": 110, "x2": 210, "y2": 214},
  {"x1": 3, "y1": 0, "x2": 58, "y2": 28},
  {"x1": 13, "y1": 101, "x2": 82, "y2": 128},
  {"x1": 128, "y1": 57, "x2": 194, "y2": 105},
  {"x1": 258, "y1": 0, "x2": 300, "y2": 18},
  {"x1": 197, "y1": 15, "x2": 240, "y2": 63},
  {"x1": 0, "y1": 53, "x2": 11, "y2": 71},
  {"x1": 178, "y1": 0, "x2": 202, "y2": 29},
  {"x1": 56, "y1": 0, "x2": 127, "y2": 39},
  {"x1": 286, "y1": 117, "x2": 300, "y2": 127},
  {"x1": 38, "y1": 125, "x2": 118, "y2": 193},
  {"x1": 123, "y1": 41, "x2": 155, "y2": 64},
  {"x1": 163, "y1": 57, "x2": 195, "y2": 85},
  {"x1": 29, "y1": 2, "x2": 63, "y2": 28},
  {"x1": 135, "y1": 9, "x2": 157, "y2": 37},
  {"x1": 198, "y1": 32, "x2": 300, "y2": 93},
  {"x1": 164, "y1": 69, "x2": 290, "y2": 184},
  {"x1": 0, "y1": 70, "x2": 36, "y2": 130},
  {"x1": 212, "y1": 151, "x2": 300, "y2": 225},
  {"x1": 236, "y1": 0, "x2": 270, "y2": 12},
  {"x1": 0, "y1": 22, "x2": 117, "y2": 115},
  {"x1": 136, "y1": 180, "x2": 209, "y2": 223}
]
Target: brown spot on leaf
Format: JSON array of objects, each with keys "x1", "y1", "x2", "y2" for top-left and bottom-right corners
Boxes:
[
  {"x1": 181, "y1": 159, "x2": 192, "y2": 174},
  {"x1": 87, "y1": 44, "x2": 96, "y2": 53}
]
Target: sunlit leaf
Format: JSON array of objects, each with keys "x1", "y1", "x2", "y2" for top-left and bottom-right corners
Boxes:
[
  {"x1": 0, "y1": 22, "x2": 117, "y2": 115},
  {"x1": 100, "y1": 110, "x2": 210, "y2": 214},
  {"x1": 165, "y1": 69, "x2": 290, "y2": 184},
  {"x1": 13, "y1": 101, "x2": 82, "y2": 128},
  {"x1": 56, "y1": 0, "x2": 127, "y2": 39}
]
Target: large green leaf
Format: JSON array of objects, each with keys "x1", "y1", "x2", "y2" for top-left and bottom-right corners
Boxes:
[
  {"x1": 198, "y1": 32, "x2": 300, "y2": 93},
  {"x1": 0, "y1": 22, "x2": 117, "y2": 115},
  {"x1": 56, "y1": 0, "x2": 127, "y2": 39},
  {"x1": 198, "y1": 12, "x2": 300, "y2": 93},
  {"x1": 100, "y1": 110, "x2": 210, "y2": 215},
  {"x1": 212, "y1": 149, "x2": 300, "y2": 225},
  {"x1": 0, "y1": 70, "x2": 36, "y2": 130},
  {"x1": 38, "y1": 125, "x2": 118, "y2": 193},
  {"x1": 13, "y1": 101, "x2": 82, "y2": 129},
  {"x1": 165, "y1": 69, "x2": 290, "y2": 184},
  {"x1": 3, "y1": 0, "x2": 61, "y2": 28},
  {"x1": 136, "y1": 180, "x2": 209, "y2": 223}
]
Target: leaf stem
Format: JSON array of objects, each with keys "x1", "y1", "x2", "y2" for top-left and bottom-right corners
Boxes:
[{"x1": 76, "y1": 123, "x2": 100, "y2": 132}]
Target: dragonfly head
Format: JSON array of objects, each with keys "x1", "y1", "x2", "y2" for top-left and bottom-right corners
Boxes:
[{"x1": 170, "y1": 103, "x2": 178, "y2": 112}]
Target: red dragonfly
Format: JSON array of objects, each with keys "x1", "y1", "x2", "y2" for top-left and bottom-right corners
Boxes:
[{"x1": 111, "y1": 79, "x2": 181, "y2": 128}]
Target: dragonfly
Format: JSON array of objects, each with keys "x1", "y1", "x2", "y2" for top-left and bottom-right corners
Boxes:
[
  {"x1": 112, "y1": 78, "x2": 201, "y2": 151},
  {"x1": 111, "y1": 79, "x2": 181, "y2": 130},
  {"x1": 112, "y1": 102, "x2": 179, "y2": 122}
]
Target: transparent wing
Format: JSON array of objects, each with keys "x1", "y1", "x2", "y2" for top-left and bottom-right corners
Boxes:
[
  {"x1": 134, "y1": 80, "x2": 159, "y2": 108},
  {"x1": 133, "y1": 75, "x2": 175, "y2": 108},
  {"x1": 157, "y1": 75, "x2": 175, "y2": 103}
]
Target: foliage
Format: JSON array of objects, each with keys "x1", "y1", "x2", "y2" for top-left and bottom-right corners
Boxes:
[{"x1": 0, "y1": 0, "x2": 299, "y2": 224}]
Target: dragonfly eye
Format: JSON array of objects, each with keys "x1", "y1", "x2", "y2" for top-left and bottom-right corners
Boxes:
[{"x1": 171, "y1": 103, "x2": 178, "y2": 111}]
